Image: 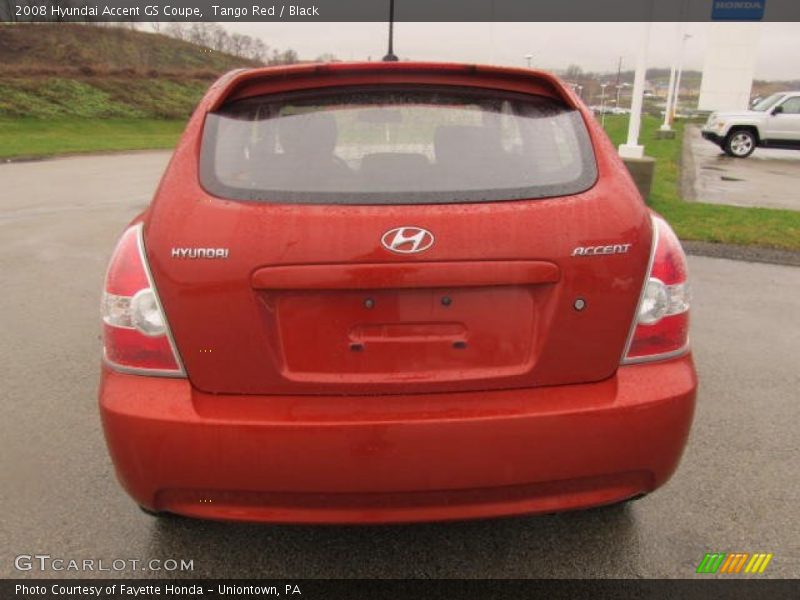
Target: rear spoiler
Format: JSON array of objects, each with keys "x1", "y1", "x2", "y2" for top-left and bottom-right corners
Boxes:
[{"x1": 204, "y1": 62, "x2": 580, "y2": 113}]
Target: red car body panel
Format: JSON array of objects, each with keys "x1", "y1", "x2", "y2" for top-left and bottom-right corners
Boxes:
[
  {"x1": 145, "y1": 62, "x2": 651, "y2": 395},
  {"x1": 98, "y1": 62, "x2": 698, "y2": 522}
]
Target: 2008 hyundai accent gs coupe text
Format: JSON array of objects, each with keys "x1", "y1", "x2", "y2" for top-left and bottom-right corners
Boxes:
[{"x1": 98, "y1": 62, "x2": 697, "y2": 524}]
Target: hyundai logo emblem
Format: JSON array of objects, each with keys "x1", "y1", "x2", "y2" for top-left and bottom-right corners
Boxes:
[{"x1": 381, "y1": 227, "x2": 435, "y2": 254}]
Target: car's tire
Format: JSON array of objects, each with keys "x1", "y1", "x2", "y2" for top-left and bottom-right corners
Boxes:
[
  {"x1": 723, "y1": 129, "x2": 757, "y2": 158},
  {"x1": 593, "y1": 493, "x2": 648, "y2": 513},
  {"x1": 138, "y1": 505, "x2": 161, "y2": 517},
  {"x1": 138, "y1": 505, "x2": 178, "y2": 519}
]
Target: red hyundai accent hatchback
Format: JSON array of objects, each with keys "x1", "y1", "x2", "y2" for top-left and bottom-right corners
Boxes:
[{"x1": 99, "y1": 62, "x2": 697, "y2": 523}]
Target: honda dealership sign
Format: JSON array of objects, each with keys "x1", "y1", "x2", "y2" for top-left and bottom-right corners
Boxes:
[
  {"x1": 711, "y1": 1, "x2": 766, "y2": 21},
  {"x1": 699, "y1": 0, "x2": 765, "y2": 112}
]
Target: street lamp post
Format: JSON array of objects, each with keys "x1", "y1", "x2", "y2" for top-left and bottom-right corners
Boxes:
[
  {"x1": 524, "y1": 54, "x2": 533, "y2": 68},
  {"x1": 660, "y1": 22, "x2": 684, "y2": 132},
  {"x1": 600, "y1": 82, "x2": 608, "y2": 127},
  {"x1": 672, "y1": 33, "x2": 692, "y2": 121}
]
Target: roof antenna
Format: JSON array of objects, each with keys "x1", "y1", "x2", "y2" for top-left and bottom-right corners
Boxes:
[{"x1": 382, "y1": 0, "x2": 399, "y2": 62}]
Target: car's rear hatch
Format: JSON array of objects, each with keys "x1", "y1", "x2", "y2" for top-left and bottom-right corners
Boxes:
[{"x1": 143, "y1": 63, "x2": 652, "y2": 395}]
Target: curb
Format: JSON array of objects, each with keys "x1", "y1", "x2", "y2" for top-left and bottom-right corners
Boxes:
[
  {"x1": 1, "y1": 148, "x2": 174, "y2": 165},
  {"x1": 682, "y1": 240, "x2": 800, "y2": 268},
  {"x1": 680, "y1": 125, "x2": 698, "y2": 202}
]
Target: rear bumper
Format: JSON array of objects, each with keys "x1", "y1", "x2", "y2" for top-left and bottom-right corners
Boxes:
[{"x1": 99, "y1": 356, "x2": 697, "y2": 523}]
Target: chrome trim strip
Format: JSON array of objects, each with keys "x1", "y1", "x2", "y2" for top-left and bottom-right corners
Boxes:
[
  {"x1": 103, "y1": 350, "x2": 186, "y2": 378},
  {"x1": 619, "y1": 214, "x2": 659, "y2": 364},
  {"x1": 621, "y1": 341, "x2": 691, "y2": 365},
  {"x1": 135, "y1": 223, "x2": 187, "y2": 377}
]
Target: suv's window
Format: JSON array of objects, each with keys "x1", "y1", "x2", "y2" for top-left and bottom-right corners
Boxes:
[
  {"x1": 200, "y1": 86, "x2": 597, "y2": 205},
  {"x1": 753, "y1": 93, "x2": 785, "y2": 112},
  {"x1": 778, "y1": 97, "x2": 800, "y2": 114}
]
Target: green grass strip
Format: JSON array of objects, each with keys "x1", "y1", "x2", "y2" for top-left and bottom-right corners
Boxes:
[{"x1": 604, "y1": 115, "x2": 800, "y2": 251}]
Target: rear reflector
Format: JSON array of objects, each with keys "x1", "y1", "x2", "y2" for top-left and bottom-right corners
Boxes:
[
  {"x1": 622, "y1": 215, "x2": 690, "y2": 364},
  {"x1": 101, "y1": 224, "x2": 185, "y2": 376}
]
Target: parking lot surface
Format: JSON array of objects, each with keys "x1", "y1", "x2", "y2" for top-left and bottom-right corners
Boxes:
[
  {"x1": 2, "y1": 153, "x2": 798, "y2": 578},
  {"x1": 684, "y1": 125, "x2": 800, "y2": 211}
]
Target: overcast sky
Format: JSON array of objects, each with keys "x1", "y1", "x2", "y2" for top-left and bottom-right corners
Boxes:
[{"x1": 224, "y1": 22, "x2": 799, "y2": 80}]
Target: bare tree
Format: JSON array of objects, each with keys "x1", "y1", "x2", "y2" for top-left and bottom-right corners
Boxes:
[
  {"x1": 315, "y1": 53, "x2": 338, "y2": 63},
  {"x1": 564, "y1": 64, "x2": 584, "y2": 81},
  {"x1": 229, "y1": 33, "x2": 246, "y2": 57},
  {"x1": 209, "y1": 23, "x2": 230, "y2": 53},
  {"x1": 166, "y1": 22, "x2": 185, "y2": 41},
  {"x1": 251, "y1": 39, "x2": 268, "y2": 63},
  {"x1": 156, "y1": 22, "x2": 293, "y2": 65},
  {"x1": 187, "y1": 22, "x2": 212, "y2": 47},
  {"x1": 269, "y1": 49, "x2": 299, "y2": 65},
  {"x1": 238, "y1": 35, "x2": 254, "y2": 60}
]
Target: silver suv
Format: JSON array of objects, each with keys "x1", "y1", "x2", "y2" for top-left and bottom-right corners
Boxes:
[{"x1": 702, "y1": 92, "x2": 800, "y2": 158}]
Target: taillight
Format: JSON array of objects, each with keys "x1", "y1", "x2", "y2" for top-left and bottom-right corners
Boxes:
[
  {"x1": 101, "y1": 224, "x2": 185, "y2": 376},
  {"x1": 622, "y1": 215, "x2": 690, "y2": 364}
]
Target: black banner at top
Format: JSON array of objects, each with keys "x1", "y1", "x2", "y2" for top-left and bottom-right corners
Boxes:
[{"x1": 1, "y1": 0, "x2": 797, "y2": 23}]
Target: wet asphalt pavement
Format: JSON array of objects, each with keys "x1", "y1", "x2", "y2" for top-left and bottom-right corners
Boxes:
[
  {"x1": 684, "y1": 125, "x2": 800, "y2": 211},
  {"x1": 1, "y1": 153, "x2": 798, "y2": 579}
]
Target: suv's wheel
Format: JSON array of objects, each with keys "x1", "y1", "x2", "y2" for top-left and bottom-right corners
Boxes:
[{"x1": 724, "y1": 129, "x2": 757, "y2": 158}]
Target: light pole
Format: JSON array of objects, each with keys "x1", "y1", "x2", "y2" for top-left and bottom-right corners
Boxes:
[
  {"x1": 524, "y1": 54, "x2": 533, "y2": 68},
  {"x1": 660, "y1": 22, "x2": 684, "y2": 132},
  {"x1": 600, "y1": 82, "x2": 608, "y2": 127},
  {"x1": 672, "y1": 33, "x2": 692, "y2": 121}
]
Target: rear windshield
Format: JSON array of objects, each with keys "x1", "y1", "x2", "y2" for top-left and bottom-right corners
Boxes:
[{"x1": 200, "y1": 86, "x2": 597, "y2": 205}]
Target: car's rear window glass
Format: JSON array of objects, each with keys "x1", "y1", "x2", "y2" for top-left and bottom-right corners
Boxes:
[{"x1": 200, "y1": 86, "x2": 597, "y2": 205}]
